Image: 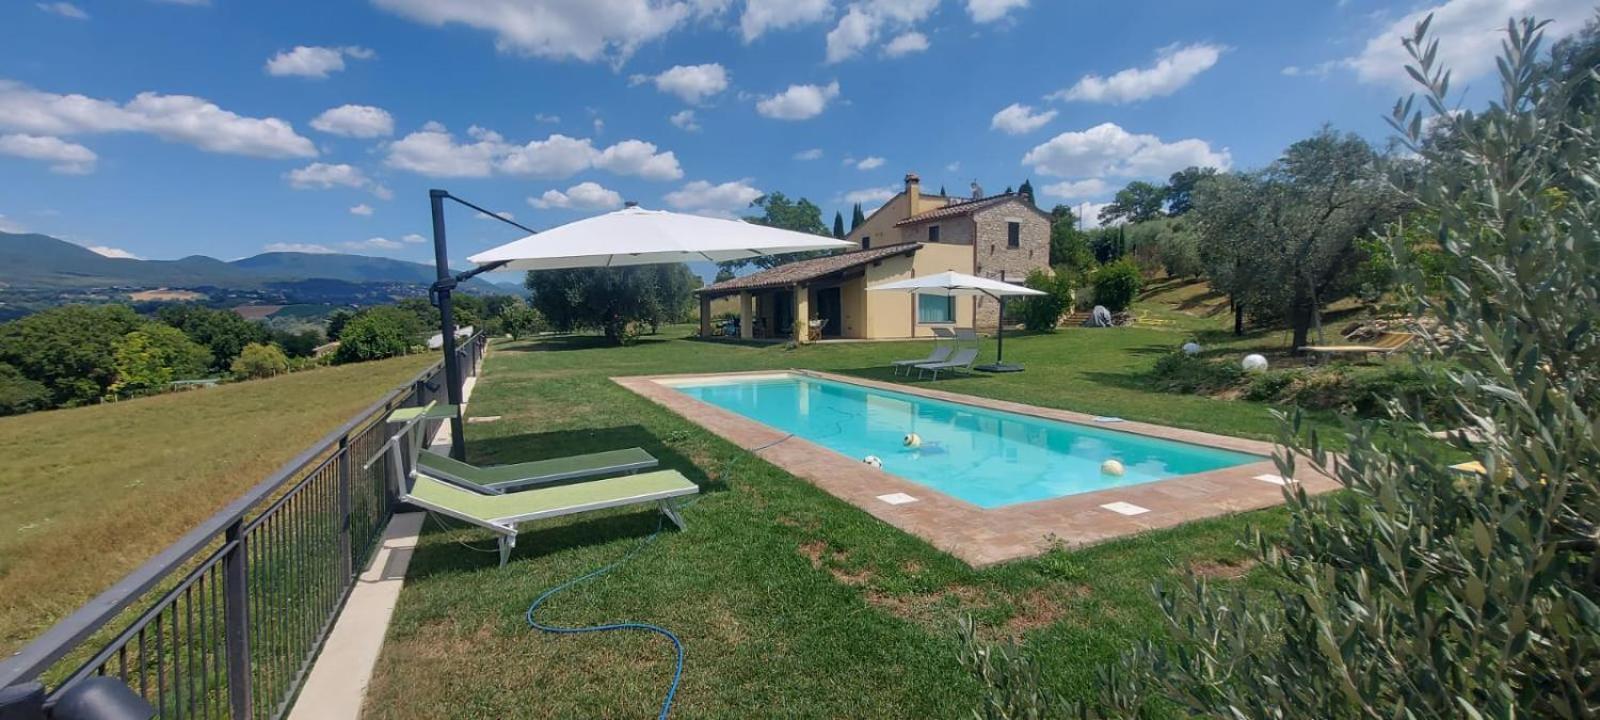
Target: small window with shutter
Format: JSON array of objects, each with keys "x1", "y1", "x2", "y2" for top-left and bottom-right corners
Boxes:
[{"x1": 1007, "y1": 222, "x2": 1021, "y2": 248}]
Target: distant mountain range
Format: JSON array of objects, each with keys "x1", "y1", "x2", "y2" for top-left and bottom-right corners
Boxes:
[{"x1": 0, "y1": 232, "x2": 506, "y2": 294}]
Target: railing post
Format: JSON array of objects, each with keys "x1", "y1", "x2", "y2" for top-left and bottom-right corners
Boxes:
[
  {"x1": 337, "y1": 434, "x2": 353, "y2": 580},
  {"x1": 222, "y1": 520, "x2": 251, "y2": 719}
]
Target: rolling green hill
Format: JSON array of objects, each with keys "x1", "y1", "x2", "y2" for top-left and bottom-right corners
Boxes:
[{"x1": 0, "y1": 231, "x2": 501, "y2": 293}]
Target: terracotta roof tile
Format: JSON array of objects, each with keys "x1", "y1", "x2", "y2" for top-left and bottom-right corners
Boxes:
[
  {"x1": 894, "y1": 193, "x2": 1022, "y2": 226},
  {"x1": 699, "y1": 243, "x2": 921, "y2": 295}
]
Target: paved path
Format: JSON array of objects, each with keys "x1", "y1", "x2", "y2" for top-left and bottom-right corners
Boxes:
[{"x1": 288, "y1": 374, "x2": 479, "y2": 719}]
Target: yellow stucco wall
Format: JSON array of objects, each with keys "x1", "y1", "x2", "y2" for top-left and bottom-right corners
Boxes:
[
  {"x1": 846, "y1": 183, "x2": 951, "y2": 251},
  {"x1": 853, "y1": 243, "x2": 976, "y2": 339}
]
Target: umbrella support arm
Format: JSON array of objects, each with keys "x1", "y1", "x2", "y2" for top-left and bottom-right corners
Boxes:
[{"x1": 428, "y1": 189, "x2": 529, "y2": 460}]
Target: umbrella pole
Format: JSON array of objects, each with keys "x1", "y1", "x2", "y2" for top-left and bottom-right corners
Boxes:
[{"x1": 430, "y1": 189, "x2": 468, "y2": 461}]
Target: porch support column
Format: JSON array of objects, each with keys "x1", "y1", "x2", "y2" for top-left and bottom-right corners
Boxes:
[
  {"x1": 698, "y1": 294, "x2": 712, "y2": 337},
  {"x1": 739, "y1": 291, "x2": 754, "y2": 340},
  {"x1": 793, "y1": 284, "x2": 810, "y2": 344}
]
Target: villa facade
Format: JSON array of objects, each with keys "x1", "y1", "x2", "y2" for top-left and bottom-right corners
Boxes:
[{"x1": 698, "y1": 173, "x2": 1051, "y2": 341}]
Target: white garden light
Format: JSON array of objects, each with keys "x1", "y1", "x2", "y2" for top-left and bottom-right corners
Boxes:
[{"x1": 1242, "y1": 354, "x2": 1269, "y2": 372}]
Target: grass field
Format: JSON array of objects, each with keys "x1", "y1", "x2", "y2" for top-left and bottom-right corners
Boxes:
[
  {"x1": 364, "y1": 287, "x2": 1342, "y2": 718},
  {"x1": 0, "y1": 353, "x2": 434, "y2": 655}
]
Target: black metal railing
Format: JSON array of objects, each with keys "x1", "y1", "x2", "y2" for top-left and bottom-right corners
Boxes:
[{"x1": 0, "y1": 334, "x2": 487, "y2": 719}]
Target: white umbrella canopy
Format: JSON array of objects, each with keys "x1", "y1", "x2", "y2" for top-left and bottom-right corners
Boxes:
[
  {"x1": 467, "y1": 205, "x2": 855, "y2": 271},
  {"x1": 869, "y1": 270, "x2": 1045, "y2": 373},
  {"x1": 866, "y1": 270, "x2": 1045, "y2": 298}
]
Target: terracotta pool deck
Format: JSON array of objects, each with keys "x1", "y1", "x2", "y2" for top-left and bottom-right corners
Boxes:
[{"x1": 615, "y1": 370, "x2": 1341, "y2": 567}]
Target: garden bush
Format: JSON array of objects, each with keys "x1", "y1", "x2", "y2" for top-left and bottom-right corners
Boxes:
[
  {"x1": 1090, "y1": 259, "x2": 1142, "y2": 312},
  {"x1": 1019, "y1": 268, "x2": 1073, "y2": 332},
  {"x1": 1148, "y1": 351, "x2": 1243, "y2": 395},
  {"x1": 231, "y1": 342, "x2": 290, "y2": 379}
]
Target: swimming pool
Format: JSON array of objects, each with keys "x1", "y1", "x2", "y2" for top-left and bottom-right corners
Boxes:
[{"x1": 667, "y1": 374, "x2": 1262, "y2": 508}]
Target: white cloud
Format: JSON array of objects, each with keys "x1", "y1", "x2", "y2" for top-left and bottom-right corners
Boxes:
[
  {"x1": 635, "y1": 63, "x2": 729, "y2": 104},
  {"x1": 373, "y1": 0, "x2": 694, "y2": 65},
  {"x1": 1345, "y1": 0, "x2": 1592, "y2": 89},
  {"x1": 883, "y1": 31, "x2": 929, "y2": 57},
  {"x1": 530, "y1": 181, "x2": 625, "y2": 210},
  {"x1": 285, "y1": 162, "x2": 372, "y2": 190},
  {"x1": 264, "y1": 46, "x2": 374, "y2": 79},
  {"x1": 841, "y1": 185, "x2": 897, "y2": 206},
  {"x1": 1023, "y1": 122, "x2": 1230, "y2": 180},
  {"x1": 349, "y1": 203, "x2": 374, "y2": 216},
  {"x1": 756, "y1": 81, "x2": 841, "y2": 120},
  {"x1": 1040, "y1": 178, "x2": 1109, "y2": 200},
  {"x1": 946, "y1": 161, "x2": 960, "y2": 173},
  {"x1": 826, "y1": 6, "x2": 880, "y2": 63},
  {"x1": 345, "y1": 236, "x2": 403, "y2": 251},
  {"x1": 664, "y1": 179, "x2": 763, "y2": 211},
  {"x1": 476, "y1": 210, "x2": 516, "y2": 221},
  {"x1": 0, "y1": 214, "x2": 25, "y2": 233},
  {"x1": 966, "y1": 0, "x2": 1027, "y2": 23},
  {"x1": 741, "y1": 0, "x2": 832, "y2": 42},
  {"x1": 87, "y1": 245, "x2": 140, "y2": 259},
  {"x1": 856, "y1": 155, "x2": 885, "y2": 170},
  {"x1": 0, "y1": 80, "x2": 316, "y2": 158},
  {"x1": 401, "y1": 233, "x2": 427, "y2": 244},
  {"x1": 1071, "y1": 201, "x2": 1113, "y2": 229},
  {"x1": 1052, "y1": 43, "x2": 1224, "y2": 104},
  {"x1": 264, "y1": 242, "x2": 336, "y2": 254},
  {"x1": 0, "y1": 133, "x2": 97, "y2": 173},
  {"x1": 534, "y1": 113, "x2": 561, "y2": 123},
  {"x1": 866, "y1": 0, "x2": 938, "y2": 23},
  {"x1": 1281, "y1": 61, "x2": 1339, "y2": 78},
  {"x1": 594, "y1": 139, "x2": 683, "y2": 180},
  {"x1": 500, "y1": 133, "x2": 603, "y2": 177},
  {"x1": 990, "y1": 103, "x2": 1055, "y2": 135},
  {"x1": 310, "y1": 104, "x2": 394, "y2": 138},
  {"x1": 669, "y1": 109, "x2": 701, "y2": 131},
  {"x1": 794, "y1": 148, "x2": 824, "y2": 160},
  {"x1": 37, "y1": 2, "x2": 88, "y2": 20},
  {"x1": 385, "y1": 123, "x2": 680, "y2": 180}
]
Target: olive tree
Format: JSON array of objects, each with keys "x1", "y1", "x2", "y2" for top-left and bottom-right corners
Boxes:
[{"x1": 961, "y1": 16, "x2": 1600, "y2": 718}]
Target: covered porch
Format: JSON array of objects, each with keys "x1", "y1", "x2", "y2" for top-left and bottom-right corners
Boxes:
[{"x1": 696, "y1": 244, "x2": 922, "y2": 343}]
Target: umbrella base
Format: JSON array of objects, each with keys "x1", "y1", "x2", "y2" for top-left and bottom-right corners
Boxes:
[{"x1": 975, "y1": 363, "x2": 1025, "y2": 373}]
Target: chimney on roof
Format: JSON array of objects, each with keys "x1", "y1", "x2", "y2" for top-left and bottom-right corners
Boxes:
[
  {"x1": 970, "y1": 180, "x2": 984, "y2": 200},
  {"x1": 904, "y1": 172, "x2": 922, "y2": 216}
]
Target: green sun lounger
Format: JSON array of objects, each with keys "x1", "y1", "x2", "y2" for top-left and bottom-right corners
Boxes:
[
  {"x1": 374, "y1": 404, "x2": 697, "y2": 566},
  {"x1": 416, "y1": 447, "x2": 659, "y2": 494}
]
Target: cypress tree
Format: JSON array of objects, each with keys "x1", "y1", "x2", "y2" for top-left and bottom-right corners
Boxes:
[
  {"x1": 851, "y1": 203, "x2": 865, "y2": 231},
  {"x1": 1018, "y1": 179, "x2": 1035, "y2": 204},
  {"x1": 832, "y1": 211, "x2": 845, "y2": 239},
  {"x1": 939, "y1": 185, "x2": 947, "y2": 196}
]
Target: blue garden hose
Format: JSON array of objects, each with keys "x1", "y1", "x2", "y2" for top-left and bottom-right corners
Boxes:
[{"x1": 523, "y1": 513, "x2": 685, "y2": 720}]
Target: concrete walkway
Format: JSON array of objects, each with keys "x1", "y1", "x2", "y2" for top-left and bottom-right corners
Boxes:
[{"x1": 288, "y1": 374, "x2": 479, "y2": 719}]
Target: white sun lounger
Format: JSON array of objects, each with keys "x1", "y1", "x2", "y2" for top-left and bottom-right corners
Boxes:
[{"x1": 916, "y1": 347, "x2": 979, "y2": 380}]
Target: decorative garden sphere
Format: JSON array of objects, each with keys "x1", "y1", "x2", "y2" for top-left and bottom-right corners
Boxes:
[
  {"x1": 863, "y1": 455, "x2": 883, "y2": 468},
  {"x1": 1101, "y1": 459, "x2": 1126, "y2": 476},
  {"x1": 1182, "y1": 342, "x2": 1202, "y2": 355},
  {"x1": 903, "y1": 433, "x2": 922, "y2": 449},
  {"x1": 1242, "y1": 354, "x2": 1269, "y2": 373}
]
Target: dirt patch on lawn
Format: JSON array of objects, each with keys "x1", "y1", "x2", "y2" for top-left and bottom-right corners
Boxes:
[
  {"x1": 866, "y1": 584, "x2": 989, "y2": 625},
  {"x1": 797, "y1": 540, "x2": 874, "y2": 586},
  {"x1": 1189, "y1": 557, "x2": 1259, "y2": 581},
  {"x1": 1000, "y1": 587, "x2": 1080, "y2": 639}
]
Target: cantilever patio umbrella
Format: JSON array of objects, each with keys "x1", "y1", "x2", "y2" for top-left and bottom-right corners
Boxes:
[
  {"x1": 425, "y1": 192, "x2": 854, "y2": 457},
  {"x1": 867, "y1": 270, "x2": 1045, "y2": 373}
]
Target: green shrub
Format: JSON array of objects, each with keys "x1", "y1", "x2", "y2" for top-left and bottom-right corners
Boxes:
[
  {"x1": 1090, "y1": 259, "x2": 1142, "y2": 312},
  {"x1": 231, "y1": 342, "x2": 290, "y2": 379},
  {"x1": 1242, "y1": 369, "x2": 1304, "y2": 402},
  {"x1": 1018, "y1": 269, "x2": 1073, "y2": 332},
  {"x1": 0, "y1": 363, "x2": 49, "y2": 416},
  {"x1": 109, "y1": 324, "x2": 213, "y2": 396},
  {"x1": 335, "y1": 307, "x2": 420, "y2": 363},
  {"x1": 1148, "y1": 351, "x2": 1243, "y2": 394}
]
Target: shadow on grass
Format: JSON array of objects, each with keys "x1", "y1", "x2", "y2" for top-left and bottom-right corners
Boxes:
[
  {"x1": 496, "y1": 333, "x2": 674, "y2": 353},
  {"x1": 682, "y1": 336, "x2": 786, "y2": 349},
  {"x1": 404, "y1": 425, "x2": 725, "y2": 572},
  {"x1": 828, "y1": 366, "x2": 997, "y2": 385}
]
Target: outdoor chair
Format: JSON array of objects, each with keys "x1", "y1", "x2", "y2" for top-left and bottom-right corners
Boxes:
[
  {"x1": 916, "y1": 347, "x2": 979, "y2": 380},
  {"x1": 387, "y1": 405, "x2": 660, "y2": 494},
  {"x1": 891, "y1": 344, "x2": 953, "y2": 375},
  {"x1": 1301, "y1": 331, "x2": 1416, "y2": 362},
  {"x1": 373, "y1": 407, "x2": 697, "y2": 567}
]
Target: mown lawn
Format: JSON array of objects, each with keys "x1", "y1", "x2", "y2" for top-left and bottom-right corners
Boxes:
[
  {"x1": 0, "y1": 353, "x2": 434, "y2": 655},
  {"x1": 365, "y1": 291, "x2": 1332, "y2": 719}
]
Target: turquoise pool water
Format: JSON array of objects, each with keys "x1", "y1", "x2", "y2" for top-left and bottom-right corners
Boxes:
[{"x1": 670, "y1": 374, "x2": 1261, "y2": 508}]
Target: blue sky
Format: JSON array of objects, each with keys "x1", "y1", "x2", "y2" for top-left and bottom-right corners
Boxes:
[{"x1": 0, "y1": 0, "x2": 1593, "y2": 273}]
